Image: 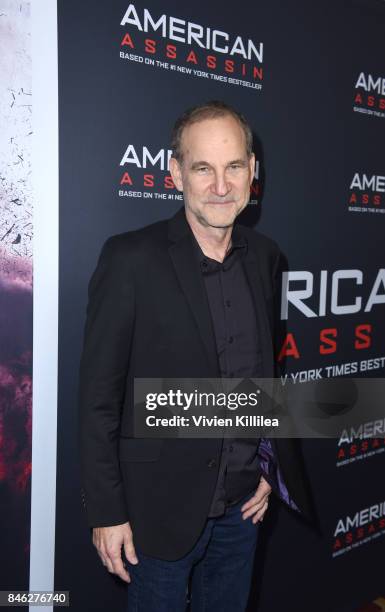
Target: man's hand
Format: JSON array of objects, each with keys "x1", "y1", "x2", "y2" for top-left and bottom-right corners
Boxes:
[
  {"x1": 92, "y1": 521, "x2": 138, "y2": 583},
  {"x1": 241, "y1": 475, "x2": 272, "y2": 524}
]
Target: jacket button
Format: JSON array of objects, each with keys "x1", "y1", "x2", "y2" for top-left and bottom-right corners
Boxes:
[{"x1": 207, "y1": 459, "x2": 217, "y2": 468}]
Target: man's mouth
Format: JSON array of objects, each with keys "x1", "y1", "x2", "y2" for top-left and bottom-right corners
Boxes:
[{"x1": 205, "y1": 200, "x2": 235, "y2": 206}]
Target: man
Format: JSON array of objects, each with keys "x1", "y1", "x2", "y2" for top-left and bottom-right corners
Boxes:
[{"x1": 78, "y1": 101, "x2": 313, "y2": 611}]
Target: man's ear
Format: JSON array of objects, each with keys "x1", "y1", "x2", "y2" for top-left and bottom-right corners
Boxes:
[
  {"x1": 169, "y1": 157, "x2": 184, "y2": 192},
  {"x1": 249, "y1": 153, "x2": 256, "y2": 185}
]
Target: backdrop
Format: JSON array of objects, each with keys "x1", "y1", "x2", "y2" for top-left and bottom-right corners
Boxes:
[{"x1": 54, "y1": 1, "x2": 385, "y2": 610}]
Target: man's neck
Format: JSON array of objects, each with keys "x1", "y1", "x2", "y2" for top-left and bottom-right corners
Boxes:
[{"x1": 185, "y1": 208, "x2": 233, "y2": 263}]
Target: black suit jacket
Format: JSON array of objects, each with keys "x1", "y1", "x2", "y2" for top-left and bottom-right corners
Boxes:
[{"x1": 78, "y1": 207, "x2": 314, "y2": 560}]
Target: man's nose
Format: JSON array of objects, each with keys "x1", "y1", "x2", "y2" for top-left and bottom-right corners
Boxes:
[{"x1": 211, "y1": 171, "x2": 231, "y2": 197}]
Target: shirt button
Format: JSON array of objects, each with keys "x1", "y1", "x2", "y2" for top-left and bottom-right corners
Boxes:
[
  {"x1": 229, "y1": 445, "x2": 234, "y2": 452},
  {"x1": 228, "y1": 336, "x2": 234, "y2": 344},
  {"x1": 207, "y1": 459, "x2": 217, "y2": 468},
  {"x1": 225, "y1": 300, "x2": 231, "y2": 308}
]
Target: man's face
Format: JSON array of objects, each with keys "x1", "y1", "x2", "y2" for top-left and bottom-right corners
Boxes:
[{"x1": 169, "y1": 115, "x2": 255, "y2": 229}]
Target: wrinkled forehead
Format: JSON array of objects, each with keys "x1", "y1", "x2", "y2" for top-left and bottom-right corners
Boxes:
[{"x1": 180, "y1": 116, "x2": 248, "y2": 163}]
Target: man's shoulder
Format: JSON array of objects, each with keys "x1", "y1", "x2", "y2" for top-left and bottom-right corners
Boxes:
[
  {"x1": 237, "y1": 224, "x2": 281, "y2": 257},
  {"x1": 100, "y1": 217, "x2": 169, "y2": 259}
]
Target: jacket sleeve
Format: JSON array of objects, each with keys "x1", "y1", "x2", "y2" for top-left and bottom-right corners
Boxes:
[
  {"x1": 258, "y1": 245, "x2": 301, "y2": 512},
  {"x1": 78, "y1": 236, "x2": 134, "y2": 527},
  {"x1": 271, "y1": 243, "x2": 286, "y2": 377}
]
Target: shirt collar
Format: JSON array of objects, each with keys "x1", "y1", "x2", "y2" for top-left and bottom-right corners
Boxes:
[{"x1": 191, "y1": 223, "x2": 248, "y2": 273}]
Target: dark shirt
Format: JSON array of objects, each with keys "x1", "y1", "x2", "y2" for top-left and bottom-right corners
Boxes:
[{"x1": 192, "y1": 225, "x2": 264, "y2": 517}]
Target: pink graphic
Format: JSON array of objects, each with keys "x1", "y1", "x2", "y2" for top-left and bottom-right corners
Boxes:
[{"x1": 0, "y1": 1, "x2": 32, "y2": 588}]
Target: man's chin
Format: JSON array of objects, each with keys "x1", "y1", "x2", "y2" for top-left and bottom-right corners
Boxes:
[{"x1": 199, "y1": 207, "x2": 240, "y2": 228}]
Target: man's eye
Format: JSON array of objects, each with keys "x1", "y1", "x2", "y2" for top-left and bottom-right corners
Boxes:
[
  {"x1": 229, "y1": 164, "x2": 242, "y2": 170},
  {"x1": 197, "y1": 166, "x2": 209, "y2": 173}
]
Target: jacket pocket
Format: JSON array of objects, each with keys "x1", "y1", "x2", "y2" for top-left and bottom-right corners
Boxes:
[{"x1": 118, "y1": 437, "x2": 163, "y2": 462}]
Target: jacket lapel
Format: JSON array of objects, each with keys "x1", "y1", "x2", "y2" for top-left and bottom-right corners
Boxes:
[
  {"x1": 241, "y1": 237, "x2": 275, "y2": 379},
  {"x1": 168, "y1": 209, "x2": 220, "y2": 377}
]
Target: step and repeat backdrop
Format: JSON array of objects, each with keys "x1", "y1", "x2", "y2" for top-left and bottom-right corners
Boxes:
[
  {"x1": 56, "y1": 1, "x2": 385, "y2": 611},
  {"x1": 2, "y1": 0, "x2": 383, "y2": 610}
]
